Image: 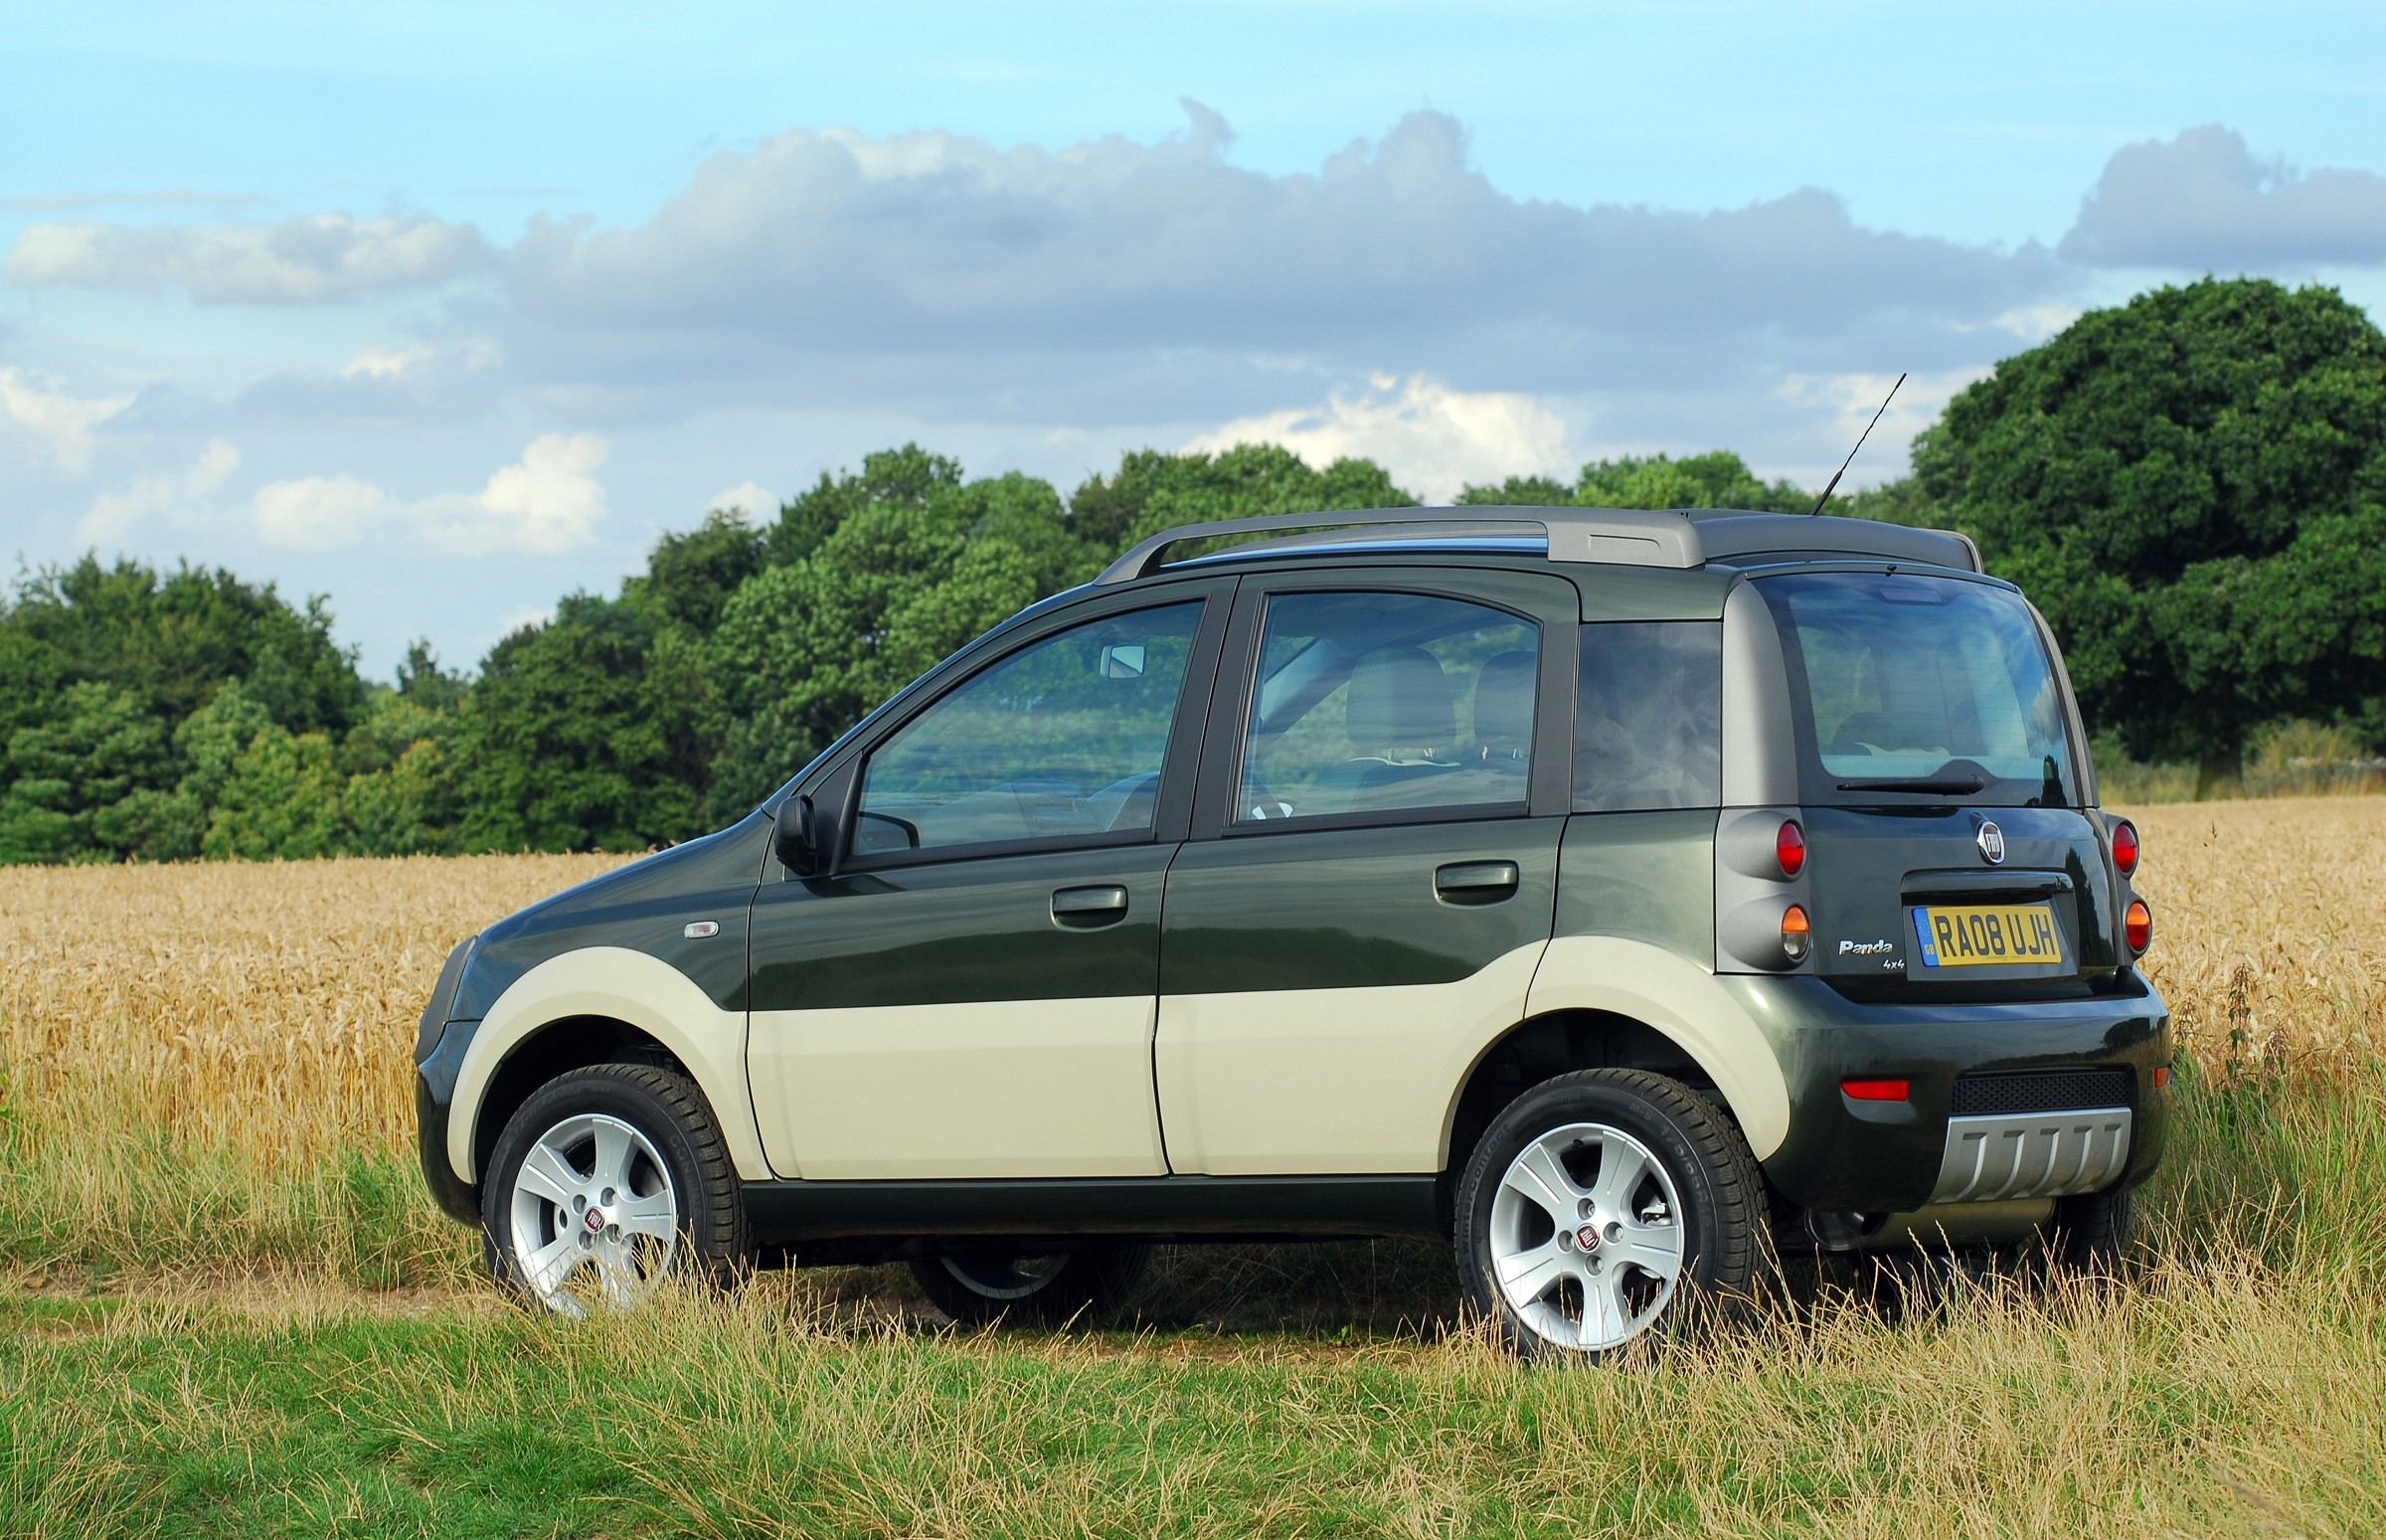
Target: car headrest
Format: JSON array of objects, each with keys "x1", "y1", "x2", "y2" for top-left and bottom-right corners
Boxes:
[
  {"x1": 1472, "y1": 651, "x2": 1537, "y2": 753},
  {"x1": 1346, "y1": 645, "x2": 1455, "y2": 750}
]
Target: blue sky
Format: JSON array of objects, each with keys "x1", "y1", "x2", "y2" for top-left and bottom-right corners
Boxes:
[{"x1": 4, "y1": 1, "x2": 2383, "y2": 677}]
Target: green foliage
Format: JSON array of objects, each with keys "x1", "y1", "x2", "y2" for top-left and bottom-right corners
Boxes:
[
  {"x1": 1917, "y1": 278, "x2": 2386, "y2": 792},
  {"x1": 1066, "y1": 442, "x2": 1417, "y2": 552},
  {"x1": 203, "y1": 727, "x2": 348, "y2": 860},
  {"x1": 1459, "y1": 450, "x2": 1809, "y2": 513},
  {"x1": 454, "y1": 595, "x2": 707, "y2": 853}
]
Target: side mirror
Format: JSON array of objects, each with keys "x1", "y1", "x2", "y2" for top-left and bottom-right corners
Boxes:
[
  {"x1": 774, "y1": 792, "x2": 822, "y2": 877},
  {"x1": 1100, "y1": 643, "x2": 1145, "y2": 679}
]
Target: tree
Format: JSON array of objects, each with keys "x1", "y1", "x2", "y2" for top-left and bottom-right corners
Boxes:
[
  {"x1": 452, "y1": 594, "x2": 706, "y2": 853},
  {"x1": 1914, "y1": 278, "x2": 2386, "y2": 795},
  {"x1": 1065, "y1": 443, "x2": 1416, "y2": 553},
  {"x1": 706, "y1": 464, "x2": 1101, "y2": 817},
  {"x1": 1459, "y1": 451, "x2": 1809, "y2": 512}
]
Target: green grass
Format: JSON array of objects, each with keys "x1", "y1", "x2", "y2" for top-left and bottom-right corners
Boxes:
[{"x1": 4, "y1": 1068, "x2": 2382, "y2": 1539}]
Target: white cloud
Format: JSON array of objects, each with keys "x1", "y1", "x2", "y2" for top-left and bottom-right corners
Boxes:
[
  {"x1": 253, "y1": 472, "x2": 393, "y2": 551},
  {"x1": 79, "y1": 439, "x2": 241, "y2": 545},
  {"x1": 704, "y1": 480, "x2": 779, "y2": 520},
  {"x1": 339, "y1": 338, "x2": 500, "y2": 380},
  {"x1": 2062, "y1": 126, "x2": 2386, "y2": 270},
  {"x1": 0, "y1": 366, "x2": 132, "y2": 474},
  {"x1": 1186, "y1": 374, "x2": 1571, "y2": 501},
  {"x1": 250, "y1": 432, "x2": 609, "y2": 554},
  {"x1": 492, "y1": 103, "x2": 2069, "y2": 419},
  {"x1": 6, "y1": 213, "x2": 496, "y2": 303}
]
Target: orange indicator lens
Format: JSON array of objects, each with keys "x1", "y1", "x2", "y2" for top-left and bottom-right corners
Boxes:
[{"x1": 2125, "y1": 899, "x2": 2153, "y2": 954}]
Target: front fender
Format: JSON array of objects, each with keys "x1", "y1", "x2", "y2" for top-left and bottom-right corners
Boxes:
[{"x1": 446, "y1": 945, "x2": 768, "y2": 1185}]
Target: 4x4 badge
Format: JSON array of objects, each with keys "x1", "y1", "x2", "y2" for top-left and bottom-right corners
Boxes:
[{"x1": 1977, "y1": 821, "x2": 2006, "y2": 864}]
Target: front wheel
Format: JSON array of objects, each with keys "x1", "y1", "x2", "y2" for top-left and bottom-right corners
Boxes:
[
  {"x1": 482, "y1": 1063, "x2": 751, "y2": 1315},
  {"x1": 909, "y1": 1243, "x2": 1151, "y2": 1326},
  {"x1": 1454, "y1": 1069, "x2": 1769, "y2": 1358}
]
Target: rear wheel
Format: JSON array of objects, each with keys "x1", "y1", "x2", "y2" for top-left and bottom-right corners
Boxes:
[
  {"x1": 482, "y1": 1063, "x2": 750, "y2": 1314},
  {"x1": 1455, "y1": 1069, "x2": 1768, "y2": 1358},
  {"x1": 2045, "y1": 1185, "x2": 2134, "y2": 1272},
  {"x1": 909, "y1": 1243, "x2": 1151, "y2": 1326}
]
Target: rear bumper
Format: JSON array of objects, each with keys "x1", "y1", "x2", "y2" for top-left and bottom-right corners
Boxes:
[{"x1": 1726, "y1": 970, "x2": 2170, "y2": 1214}]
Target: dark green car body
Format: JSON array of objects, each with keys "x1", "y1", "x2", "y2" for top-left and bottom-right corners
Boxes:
[{"x1": 418, "y1": 507, "x2": 2169, "y2": 1262}]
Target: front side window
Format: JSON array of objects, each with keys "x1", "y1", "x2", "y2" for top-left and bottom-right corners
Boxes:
[
  {"x1": 1576, "y1": 621, "x2": 1722, "y2": 811},
  {"x1": 853, "y1": 601, "x2": 1203, "y2": 857},
  {"x1": 1235, "y1": 591, "x2": 1539, "y2": 825},
  {"x1": 1761, "y1": 571, "x2": 2079, "y2": 805}
]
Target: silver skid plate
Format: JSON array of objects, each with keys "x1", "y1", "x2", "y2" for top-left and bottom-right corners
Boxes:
[{"x1": 1929, "y1": 1107, "x2": 2132, "y2": 1205}]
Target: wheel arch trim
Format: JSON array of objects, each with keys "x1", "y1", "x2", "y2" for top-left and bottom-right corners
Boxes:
[
  {"x1": 1506, "y1": 935, "x2": 1792, "y2": 1158},
  {"x1": 446, "y1": 945, "x2": 767, "y2": 1185}
]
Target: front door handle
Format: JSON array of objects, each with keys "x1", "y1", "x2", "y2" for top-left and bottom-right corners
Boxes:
[
  {"x1": 1435, "y1": 861, "x2": 1520, "y2": 904},
  {"x1": 1052, "y1": 885, "x2": 1130, "y2": 928}
]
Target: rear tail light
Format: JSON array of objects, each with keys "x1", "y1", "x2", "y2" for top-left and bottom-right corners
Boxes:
[
  {"x1": 2125, "y1": 899, "x2": 2153, "y2": 954},
  {"x1": 1841, "y1": 1078, "x2": 1911, "y2": 1102},
  {"x1": 1776, "y1": 820, "x2": 1806, "y2": 878},
  {"x1": 1781, "y1": 903, "x2": 1811, "y2": 962},
  {"x1": 2112, "y1": 819, "x2": 2140, "y2": 877}
]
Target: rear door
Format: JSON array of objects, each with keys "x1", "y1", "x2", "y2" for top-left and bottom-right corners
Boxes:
[
  {"x1": 746, "y1": 583, "x2": 1230, "y2": 1179},
  {"x1": 1154, "y1": 568, "x2": 1579, "y2": 1175},
  {"x1": 1753, "y1": 569, "x2": 2118, "y2": 986}
]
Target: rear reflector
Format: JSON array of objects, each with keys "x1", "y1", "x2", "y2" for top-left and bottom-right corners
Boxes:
[
  {"x1": 1842, "y1": 1078, "x2": 1911, "y2": 1103},
  {"x1": 1781, "y1": 903, "x2": 1811, "y2": 962},
  {"x1": 2126, "y1": 899, "x2": 2153, "y2": 954}
]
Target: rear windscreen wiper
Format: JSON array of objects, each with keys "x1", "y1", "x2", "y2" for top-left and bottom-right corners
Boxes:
[{"x1": 1836, "y1": 775, "x2": 1986, "y2": 795}]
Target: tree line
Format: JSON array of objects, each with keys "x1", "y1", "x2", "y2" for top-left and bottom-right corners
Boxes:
[{"x1": 4, "y1": 276, "x2": 2382, "y2": 862}]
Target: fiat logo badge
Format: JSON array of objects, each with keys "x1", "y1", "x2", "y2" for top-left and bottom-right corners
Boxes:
[{"x1": 1976, "y1": 821, "x2": 2006, "y2": 865}]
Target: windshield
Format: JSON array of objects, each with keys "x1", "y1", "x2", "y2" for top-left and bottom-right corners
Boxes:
[{"x1": 1759, "y1": 571, "x2": 2080, "y2": 806}]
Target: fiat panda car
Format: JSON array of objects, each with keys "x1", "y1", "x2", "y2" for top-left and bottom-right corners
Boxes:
[{"x1": 415, "y1": 506, "x2": 2168, "y2": 1355}]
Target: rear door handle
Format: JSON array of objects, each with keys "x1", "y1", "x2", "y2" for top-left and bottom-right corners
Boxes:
[
  {"x1": 1435, "y1": 861, "x2": 1520, "y2": 904},
  {"x1": 1052, "y1": 885, "x2": 1130, "y2": 928}
]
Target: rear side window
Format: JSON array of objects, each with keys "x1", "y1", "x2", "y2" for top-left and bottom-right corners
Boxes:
[
  {"x1": 853, "y1": 601, "x2": 1203, "y2": 858},
  {"x1": 1575, "y1": 621, "x2": 1722, "y2": 811},
  {"x1": 1760, "y1": 571, "x2": 2079, "y2": 805},
  {"x1": 1236, "y1": 591, "x2": 1539, "y2": 825}
]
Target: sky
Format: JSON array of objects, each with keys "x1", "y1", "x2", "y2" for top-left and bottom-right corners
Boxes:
[{"x1": 4, "y1": 1, "x2": 2384, "y2": 679}]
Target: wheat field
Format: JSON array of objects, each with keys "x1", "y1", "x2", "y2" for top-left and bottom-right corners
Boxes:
[
  {"x1": 1, "y1": 804, "x2": 2382, "y2": 1536},
  {"x1": 0, "y1": 803, "x2": 2380, "y2": 1278}
]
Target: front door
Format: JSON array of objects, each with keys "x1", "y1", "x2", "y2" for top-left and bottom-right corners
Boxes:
[
  {"x1": 747, "y1": 590, "x2": 1224, "y2": 1180},
  {"x1": 1154, "y1": 572, "x2": 1578, "y2": 1175}
]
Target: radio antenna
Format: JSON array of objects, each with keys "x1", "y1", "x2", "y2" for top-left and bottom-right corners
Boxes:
[{"x1": 1807, "y1": 372, "x2": 1906, "y2": 516}]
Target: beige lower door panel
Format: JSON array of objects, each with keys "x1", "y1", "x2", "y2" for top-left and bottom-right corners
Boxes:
[
  {"x1": 749, "y1": 995, "x2": 1168, "y2": 1179},
  {"x1": 1154, "y1": 941, "x2": 1546, "y2": 1175}
]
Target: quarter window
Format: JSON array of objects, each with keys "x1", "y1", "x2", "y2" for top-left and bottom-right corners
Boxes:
[
  {"x1": 1575, "y1": 621, "x2": 1723, "y2": 811},
  {"x1": 1236, "y1": 592, "x2": 1539, "y2": 825},
  {"x1": 853, "y1": 602, "x2": 1203, "y2": 858}
]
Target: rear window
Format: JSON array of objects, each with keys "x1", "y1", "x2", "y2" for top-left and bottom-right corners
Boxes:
[{"x1": 1760, "y1": 572, "x2": 2080, "y2": 806}]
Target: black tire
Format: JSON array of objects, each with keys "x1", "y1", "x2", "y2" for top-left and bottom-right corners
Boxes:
[
  {"x1": 2045, "y1": 1184, "x2": 2134, "y2": 1273},
  {"x1": 909, "y1": 1243, "x2": 1152, "y2": 1327},
  {"x1": 482, "y1": 1063, "x2": 751, "y2": 1312},
  {"x1": 1454, "y1": 1069, "x2": 1769, "y2": 1359}
]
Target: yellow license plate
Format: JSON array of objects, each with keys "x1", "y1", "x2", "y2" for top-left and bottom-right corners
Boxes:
[{"x1": 1910, "y1": 904, "x2": 2066, "y2": 968}]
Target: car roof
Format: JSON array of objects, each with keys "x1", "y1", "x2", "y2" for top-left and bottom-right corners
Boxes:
[{"x1": 1094, "y1": 505, "x2": 1982, "y2": 586}]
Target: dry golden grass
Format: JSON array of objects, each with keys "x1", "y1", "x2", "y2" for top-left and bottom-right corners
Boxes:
[
  {"x1": 0, "y1": 851, "x2": 624, "y2": 1175},
  {"x1": 2124, "y1": 799, "x2": 2386, "y2": 1077},
  {"x1": 0, "y1": 805, "x2": 2381, "y2": 1536},
  {"x1": 1, "y1": 801, "x2": 2377, "y2": 1182}
]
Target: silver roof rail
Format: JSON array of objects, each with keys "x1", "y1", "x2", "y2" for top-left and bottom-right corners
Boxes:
[{"x1": 1094, "y1": 504, "x2": 1979, "y2": 585}]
